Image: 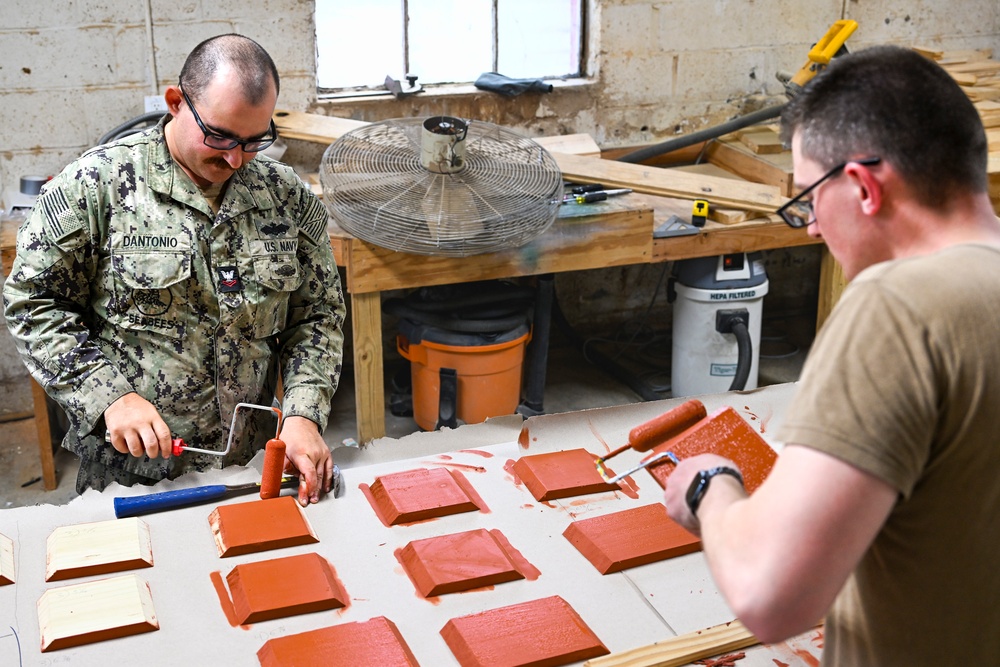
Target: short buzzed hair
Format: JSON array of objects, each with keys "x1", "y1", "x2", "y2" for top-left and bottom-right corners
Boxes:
[
  {"x1": 179, "y1": 34, "x2": 280, "y2": 105},
  {"x1": 781, "y1": 45, "x2": 987, "y2": 209}
]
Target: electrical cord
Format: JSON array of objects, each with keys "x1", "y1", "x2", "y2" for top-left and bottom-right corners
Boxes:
[{"x1": 97, "y1": 111, "x2": 166, "y2": 147}]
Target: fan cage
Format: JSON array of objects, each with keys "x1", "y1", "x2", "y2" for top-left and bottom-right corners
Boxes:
[{"x1": 320, "y1": 118, "x2": 563, "y2": 257}]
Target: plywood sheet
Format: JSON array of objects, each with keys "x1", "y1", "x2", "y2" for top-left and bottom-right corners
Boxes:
[
  {"x1": 45, "y1": 517, "x2": 153, "y2": 582},
  {"x1": 208, "y1": 495, "x2": 318, "y2": 557},
  {"x1": 563, "y1": 503, "x2": 701, "y2": 574},
  {"x1": 397, "y1": 528, "x2": 538, "y2": 597},
  {"x1": 511, "y1": 448, "x2": 621, "y2": 501},
  {"x1": 440, "y1": 595, "x2": 609, "y2": 666},
  {"x1": 257, "y1": 615, "x2": 420, "y2": 667},
  {"x1": 36, "y1": 574, "x2": 158, "y2": 652},
  {"x1": 645, "y1": 406, "x2": 778, "y2": 493},
  {"x1": 360, "y1": 467, "x2": 487, "y2": 526},
  {"x1": 225, "y1": 552, "x2": 347, "y2": 624}
]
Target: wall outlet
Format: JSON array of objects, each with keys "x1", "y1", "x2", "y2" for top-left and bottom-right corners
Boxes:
[{"x1": 144, "y1": 95, "x2": 168, "y2": 113}]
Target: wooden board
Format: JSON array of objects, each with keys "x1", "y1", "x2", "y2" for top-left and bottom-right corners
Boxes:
[
  {"x1": 360, "y1": 467, "x2": 487, "y2": 526},
  {"x1": 397, "y1": 528, "x2": 536, "y2": 597},
  {"x1": 705, "y1": 136, "x2": 795, "y2": 196},
  {"x1": 977, "y1": 100, "x2": 1000, "y2": 128},
  {"x1": 563, "y1": 503, "x2": 701, "y2": 574},
  {"x1": 36, "y1": 574, "x2": 159, "y2": 652},
  {"x1": 440, "y1": 595, "x2": 609, "y2": 666},
  {"x1": 225, "y1": 552, "x2": 347, "y2": 624},
  {"x1": 584, "y1": 619, "x2": 758, "y2": 667},
  {"x1": 0, "y1": 533, "x2": 14, "y2": 586},
  {"x1": 553, "y1": 152, "x2": 787, "y2": 213},
  {"x1": 45, "y1": 517, "x2": 153, "y2": 582},
  {"x1": 208, "y1": 495, "x2": 319, "y2": 557},
  {"x1": 534, "y1": 133, "x2": 601, "y2": 156},
  {"x1": 511, "y1": 448, "x2": 621, "y2": 501},
  {"x1": 258, "y1": 616, "x2": 420, "y2": 667},
  {"x1": 671, "y1": 164, "x2": 779, "y2": 225},
  {"x1": 737, "y1": 128, "x2": 785, "y2": 154}
]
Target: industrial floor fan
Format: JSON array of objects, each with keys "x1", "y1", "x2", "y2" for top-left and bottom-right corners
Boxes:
[{"x1": 319, "y1": 116, "x2": 562, "y2": 257}]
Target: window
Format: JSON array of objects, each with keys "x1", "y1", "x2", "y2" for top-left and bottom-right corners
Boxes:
[{"x1": 315, "y1": 1, "x2": 584, "y2": 92}]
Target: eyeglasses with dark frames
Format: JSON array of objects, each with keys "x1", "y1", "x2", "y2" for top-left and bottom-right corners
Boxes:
[
  {"x1": 777, "y1": 157, "x2": 882, "y2": 228},
  {"x1": 180, "y1": 86, "x2": 277, "y2": 153}
]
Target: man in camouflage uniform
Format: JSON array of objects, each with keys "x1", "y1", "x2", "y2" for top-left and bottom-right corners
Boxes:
[{"x1": 3, "y1": 34, "x2": 345, "y2": 505}]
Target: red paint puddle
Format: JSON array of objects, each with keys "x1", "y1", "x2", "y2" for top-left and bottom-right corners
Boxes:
[
  {"x1": 616, "y1": 475, "x2": 640, "y2": 499},
  {"x1": 459, "y1": 449, "x2": 494, "y2": 458},
  {"x1": 209, "y1": 570, "x2": 240, "y2": 628}
]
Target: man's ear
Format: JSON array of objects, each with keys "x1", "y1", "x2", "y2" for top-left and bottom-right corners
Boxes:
[
  {"x1": 846, "y1": 161, "x2": 882, "y2": 216},
  {"x1": 163, "y1": 86, "x2": 184, "y2": 116}
]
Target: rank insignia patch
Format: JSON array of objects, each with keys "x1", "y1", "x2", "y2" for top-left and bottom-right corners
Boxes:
[{"x1": 217, "y1": 266, "x2": 243, "y2": 293}]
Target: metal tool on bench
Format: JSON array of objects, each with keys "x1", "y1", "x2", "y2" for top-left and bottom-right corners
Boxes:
[
  {"x1": 595, "y1": 399, "x2": 707, "y2": 483},
  {"x1": 113, "y1": 475, "x2": 299, "y2": 518}
]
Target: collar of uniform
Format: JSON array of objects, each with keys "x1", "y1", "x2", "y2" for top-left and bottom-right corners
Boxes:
[{"x1": 217, "y1": 161, "x2": 277, "y2": 223}]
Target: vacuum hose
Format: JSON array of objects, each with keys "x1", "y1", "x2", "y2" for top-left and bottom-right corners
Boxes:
[
  {"x1": 615, "y1": 104, "x2": 786, "y2": 164},
  {"x1": 728, "y1": 317, "x2": 753, "y2": 392}
]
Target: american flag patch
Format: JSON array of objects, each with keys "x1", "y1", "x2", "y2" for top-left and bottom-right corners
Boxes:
[{"x1": 40, "y1": 188, "x2": 83, "y2": 241}]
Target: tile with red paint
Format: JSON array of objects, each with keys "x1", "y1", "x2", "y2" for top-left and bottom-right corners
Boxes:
[
  {"x1": 511, "y1": 448, "x2": 621, "y2": 501},
  {"x1": 397, "y1": 528, "x2": 539, "y2": 597},
  {"x1": 646, "y1": 406, "x2": 777, "y2": 493},
  {"x1": 208, "y1": 495, "x2": 318, "y2": 557},
  {"x1": 440, "y1": 595, "x2": 609, "y2": 667},
  {"x1": 225, "y1": 551, "x2": 348, "y2": 624},
  {"x1": 563, "y1": 503, "x2": 701, "y2": 574},
  {"x1": 360, "y1": 467, "x2": 488, "y2": 526},
  {"x1": 257, "y1": 616, "x2": 419, "y2": 666}
]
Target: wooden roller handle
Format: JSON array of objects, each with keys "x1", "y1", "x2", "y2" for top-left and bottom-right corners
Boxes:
[{"x1": 628, "y1": 399, "x2": 707, "y2": 452}]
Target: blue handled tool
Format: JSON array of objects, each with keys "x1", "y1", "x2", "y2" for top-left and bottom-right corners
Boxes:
[{"x1": 113, "y1": 476, "x2": 298, "y2": 518}]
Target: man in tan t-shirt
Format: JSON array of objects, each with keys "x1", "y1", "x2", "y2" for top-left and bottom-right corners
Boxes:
[{"x1": 662, "y1": 45, "x2": 1000, "y2": 664}]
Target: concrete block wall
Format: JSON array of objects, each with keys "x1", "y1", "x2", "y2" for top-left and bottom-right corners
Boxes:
[{"x1": 1, "y1": 0, "x2": 998, "y2": 415}]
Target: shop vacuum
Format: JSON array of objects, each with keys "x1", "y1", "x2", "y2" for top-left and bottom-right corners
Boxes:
[
  {"x1": 669, "y1": 253, "x2": 769, "y2": 397},
  {"x1": 383, "y1": 281, "x2": 537, "y2": 431}
]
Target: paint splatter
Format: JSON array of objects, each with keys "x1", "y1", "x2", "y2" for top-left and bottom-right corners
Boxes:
[
  {"x1": 503, "y1": 459, "x2": 524, "y2": 487},
  {"x1": 438, "y1": 454, "x2": 453, "y2": 461},
  {"x1": 518, "y1": 427, "x2": 531, "y2": 449},
  {"x1": 616, "y1": 475, "x2": 640, "y2": 499},
  {"x1": 695, "y1": 651, "x2": 745, "y2": 666},
  {"x1": 209, "y1": 570, "x2": 240, "y2": 628},
  {"x1": 422, "y1": 461, "x2": 487, "y2": 473},
  {"x1": 459, "y1": 449, "x2": 494, "y2": 458},
  {"x1": 587, "y1": 419, "x2": 612, "y2": 453}
]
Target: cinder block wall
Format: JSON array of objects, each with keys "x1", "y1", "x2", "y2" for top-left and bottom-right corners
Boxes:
[{"x1": 1, "y1": 0, "x2": 998, "y2": 414}]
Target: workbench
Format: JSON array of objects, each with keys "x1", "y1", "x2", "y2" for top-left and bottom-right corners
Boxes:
[
  {"x1": 330, "y1": 193, "x2": 829, "y2": 444},
  {"x1": 2, "y1": 197, "x2": 836, "y2": 490},
  {"x1": 0, "y1": 383, "x2": 824, "y2": 666}
]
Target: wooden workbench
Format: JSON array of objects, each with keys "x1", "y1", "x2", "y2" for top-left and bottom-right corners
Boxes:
[{"x1": 331, "y1": 193, "x2": 826, "y2": 444}]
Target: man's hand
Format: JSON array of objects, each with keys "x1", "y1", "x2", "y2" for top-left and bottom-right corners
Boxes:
[
  {"x1": 279, "y1": 415, "x2": 333, "y2": 506},
  {"x1": 662, "y1": 453, "x2": 744, "y2": 535},
  {"x1": 104, "y1": 392, "x2": 173, "y2": 459}
]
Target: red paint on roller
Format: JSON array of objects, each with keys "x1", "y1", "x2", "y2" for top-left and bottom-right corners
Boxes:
[
  {"x1": 260, "y1": 438, "x2": 286, "y2": 499},
  {"x1": 628, "y1": 399, "x2": 707, "y2": 452}
]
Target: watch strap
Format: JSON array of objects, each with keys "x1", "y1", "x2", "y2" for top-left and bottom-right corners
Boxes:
[{"x1": 685, "y1": 466, "x2": 744, "y2": 517}]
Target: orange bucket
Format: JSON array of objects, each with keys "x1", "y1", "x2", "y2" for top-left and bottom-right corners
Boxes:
[{"x1": 397, "y1": 327, "x2": 531, "y2": 431}]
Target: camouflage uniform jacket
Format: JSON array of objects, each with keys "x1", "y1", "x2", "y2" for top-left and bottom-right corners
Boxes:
[{"x1": 3, "y1": 117, "x2": 346, "y2": 481}]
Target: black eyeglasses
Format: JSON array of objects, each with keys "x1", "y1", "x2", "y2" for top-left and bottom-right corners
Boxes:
[
  {"x1": 777, "y1": 157, "x2": 882, "y2": 228},
  {"x1": 180, "y1": 87, "x2": 277, "y2": 153}
]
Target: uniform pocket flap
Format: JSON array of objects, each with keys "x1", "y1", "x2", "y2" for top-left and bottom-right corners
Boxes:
[{"x1": 114, "y1": 251, "x2": 191, "y2": 289}]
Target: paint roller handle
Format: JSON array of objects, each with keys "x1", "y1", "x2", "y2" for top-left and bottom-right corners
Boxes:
[
  {"x1": 628, "y1": 399, "x2": 707, "y2": 452},
  {"x1": 113, "y1": 485, "x2": 230, "y2": 518}
]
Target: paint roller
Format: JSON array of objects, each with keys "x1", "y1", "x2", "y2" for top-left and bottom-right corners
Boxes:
[{"x1": 595, "y1": 398, "x2": 707, "y2": 484}]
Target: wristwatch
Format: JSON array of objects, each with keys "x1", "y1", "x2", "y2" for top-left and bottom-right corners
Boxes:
[{"x1": 685, "y1": 466, "x2": 744, "y2": 517}]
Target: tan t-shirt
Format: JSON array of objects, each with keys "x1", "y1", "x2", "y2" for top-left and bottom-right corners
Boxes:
[{"x1": 777, "y1": 244, "x2": 1000, "y2": 666}]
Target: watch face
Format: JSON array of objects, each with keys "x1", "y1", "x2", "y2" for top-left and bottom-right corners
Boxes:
[{"x1": 686, "y1": 470, "x2": 710, "y2": 515}]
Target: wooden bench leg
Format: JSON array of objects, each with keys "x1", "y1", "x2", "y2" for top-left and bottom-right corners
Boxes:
[
  {"x1": 351, "y1": 291, "x2": 386, "y2": 444},
  {"x1": 29, "y1": 377, "x2": 58, "y2": 490}
]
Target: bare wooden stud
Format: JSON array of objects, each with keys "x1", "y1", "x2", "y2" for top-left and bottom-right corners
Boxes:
[
  {"x1": 37, "y1": 574, "x2": 159, "y2": 652},
  {"x1": 45, "y1": 517, "x2": 153, "y2": 582}
]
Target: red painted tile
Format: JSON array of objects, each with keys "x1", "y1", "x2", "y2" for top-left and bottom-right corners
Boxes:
[
  {"x1": 645, "y1": 406, "x2": 777, "y2": 493},
  {"x1": 360, "y1": 467, "x2": 487, "y2": 526},
  {"x1": 511, "y1": 448, "x2": 621, "y2": 501},
  {"x1": 257, "y1": 616, "x2": 419, "y2": 666},
  {"x1": 441, "y1": 595, "x2": 608, "y2": 667},
  {"x1": 208, "y1": 495, "x2": 318, "y2": 557},
  {"x1": 226, "y1": 552, "x2": 348, "y2": 624},
  {"x1": 563, "y1": 503, "x2": 701, "y2": 574},
  {"x1": 397, "y1": 528, "x2": 539, "y2": 597}
]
